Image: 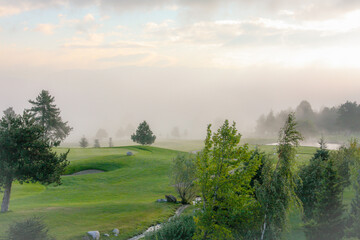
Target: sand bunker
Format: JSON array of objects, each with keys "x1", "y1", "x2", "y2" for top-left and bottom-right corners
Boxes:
[{"x1": 69, "y1": 169, "x2": 104, "y2": 176}]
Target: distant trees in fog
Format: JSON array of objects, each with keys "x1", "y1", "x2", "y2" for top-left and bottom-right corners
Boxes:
[
  {"x1": 95, "y1": 128, "x2": 108, "y2": 140},
  {"x1": 256, "y1": 100, "x2": 360, "y2": 137},
  {"x1": 79, "y1": 136, "x2": 89, "y2": 148}
]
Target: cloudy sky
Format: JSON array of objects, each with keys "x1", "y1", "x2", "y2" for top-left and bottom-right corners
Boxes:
[{"x1": 1, "y1": 0, "x2": 360, "y2": 141}]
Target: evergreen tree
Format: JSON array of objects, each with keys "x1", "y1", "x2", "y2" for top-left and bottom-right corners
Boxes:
[
  {"x1": 297, "y1": 138, "x2": 330, "y2": 222},
  {"x1": 28, "y1": 90, "x2": 72, "y2": 145},
  {"x1": 131, "y1": 121, "x2": 156, "y2": 145},
  {"x1": 0, "y1": 110, "x2": 69, "y2": 213},
  {"x1": 304, "y1": 158, "x2": 345, "y2": 240},
  {"x1": 79, "y1": 136, "x2": 89, "y2": 148},
  {"x1": 94, "y1": 139, "x2": 100, "y2": 148},
  {"x1": 344, "y1": 173, "x2": 360, "y2": 239}
]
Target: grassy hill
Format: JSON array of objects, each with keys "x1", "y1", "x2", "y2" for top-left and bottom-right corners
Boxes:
[
  {"x1": 0, "y1": 146, "x2": 181, "y2": 239},
  {"x1": 0, "y1": 142, "x2": 355, "y2": 240}
]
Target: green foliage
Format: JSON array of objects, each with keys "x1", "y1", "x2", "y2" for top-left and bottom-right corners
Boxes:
[
  {"x1": 171, "y1": 153, "x2": 197, "y2": 204},
  {"x1": 28, "y1": 90, "x2": 72, "y2": 145},
  {"x1": 79, "y1": 136, "x2": 89, "y2": 148},
  {"x1": 194, "y1": 120, "x2": 262, "y2": 240},
  {"x1": 257, "y1": 112, "x2": 303, "y2": 240},
  {"x1": 4, "y1": 216, "x2": 54, "y2": 240},
  {"x1": 304, "y1": 158, "x2": 345, "y2": 240},
  {"x1": 345, "y1": 174, "x2": 360, "y2": 239},
  {"x1": 144, "y1": 214, "x2": 196, "y2": 240},
  {"x1": 94, "y1": 139, "x2": 100, "y2": 148},
  {"x1": 0, "y1": 110, "x2": 69, "y2": 212},
  {"x1": 297, "y1": 138, "x2": 330, "y2": 222},
  {"x1": 131, "y1": 121, "x2": 156, "y2": 145}
]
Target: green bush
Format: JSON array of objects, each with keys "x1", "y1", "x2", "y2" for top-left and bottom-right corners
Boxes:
[
  {"x1": 4, "y1": 217, "x2": 54, "y2": 240},
  {"x1": 144, "y1": 214, "x2": 195, "y2": 240}
]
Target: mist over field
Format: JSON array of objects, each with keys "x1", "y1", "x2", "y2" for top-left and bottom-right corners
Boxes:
[{"x1": 2, "y1": 66, "x2": 360, "y2": 143}]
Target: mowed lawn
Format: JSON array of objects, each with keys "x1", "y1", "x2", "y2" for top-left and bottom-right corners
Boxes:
[
  {"x1": 0, "y1": 141, "x2": 355, "y2": 240},
  {"x1": 0, "y1": 146, "x2": 181, "y2": 239}
]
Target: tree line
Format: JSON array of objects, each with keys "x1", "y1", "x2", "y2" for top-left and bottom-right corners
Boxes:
[
  {"x1": 166, "y1": 113, "x2": 360, "y2": 240},
  {"x1": 256, "y1": 100, "x2": 360, "y2": 137}
]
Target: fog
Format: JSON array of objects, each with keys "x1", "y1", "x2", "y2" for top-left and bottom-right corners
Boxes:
[{"x1": 2, "y1": 66, "x2": 360, "y2": 143}]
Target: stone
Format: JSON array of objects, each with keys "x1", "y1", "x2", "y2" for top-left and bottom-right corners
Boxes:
[
  {"x1": 156, "y1": 199, "x2": 167, "y2": 203},
  {"x1": 87, "y1": 231, "x2": 100, "y2": 240},
  {"x1": 127, "y1": 151, "x2": 133, "y2": 156},
  {"x1": 104, "y1": 233, "x2": 110, "y2": 237},
  {"x1": 165, "y1": 195, "x2": 177, "y2": 203},
  {"x1": 112, "y1": 228, "x2": 120, "y2": 236}
]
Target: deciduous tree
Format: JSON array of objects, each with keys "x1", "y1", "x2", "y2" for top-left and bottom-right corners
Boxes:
[{"x1": 193, "y1": 120, "x2": 261, "y2": 239}]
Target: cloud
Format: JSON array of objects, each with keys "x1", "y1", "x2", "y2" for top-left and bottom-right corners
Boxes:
[
  {"x1": 98, "y1": 53, "x2": 149, "y2": 63},
  {"x1": 34, "y1": 23, "x2": 56, "y2": 34}
]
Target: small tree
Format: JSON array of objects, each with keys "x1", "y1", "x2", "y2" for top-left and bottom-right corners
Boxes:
[
  {"x1": 94, "y1": 139, "x2": 100, "y2": 148},
  {"x1": 28, "y1": 90, "x2": 72, "y2": 145},
  {"x1": 131, "y1": 121, "x2": 156, "y2": 145},
  {"x1": 0, "y1": 110, "x2": 69, "y2": 213},
  {"x1": 345, "y1": 174, "x2": 360, "y2": 239},
  {"x1": 6, "y1": 216, "x2": 54, "y2": 240},
  {"x1": 171, "y1": 153, "x2": 197, "y2": 204},
  {"x1": 194, "y1": 120, "x2": 261, "y2": 240},
  {"x1": 79, "y1": 136, "x2": 89, "y2": 148},
  {"x1": 297, "y1": 138, "x2": 330, "y2": 222},
  {"x1": 304, "y1": 158, "x2": 345, "y2": 240},
  {"x1": 258, "y1": 112, "x2": 303, "y2": 240},
  {"x1": 95, "y1": 128, "x2": 108, "y2": 141}
]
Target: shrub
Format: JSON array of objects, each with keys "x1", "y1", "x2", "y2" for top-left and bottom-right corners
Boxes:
[
  {"x1": 4, "y1": 217, "x2": 54, "y2": 240},
  {"x1": 144, "y1": 214, "x2": 195, "y2": 240},
  {"x1": 171, "y1": 153, "x2": 197, "y2": 204}
]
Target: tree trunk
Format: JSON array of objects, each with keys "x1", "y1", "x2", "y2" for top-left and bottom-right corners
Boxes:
[{"x1": 1, "y1": 177, "x2": 13, "y2": 213}]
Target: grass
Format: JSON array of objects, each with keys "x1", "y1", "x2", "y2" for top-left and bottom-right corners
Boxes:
[
  {"x1": 0, "y1": 140, "x2": 356, "y2": 240},
  {"x1": 0, "y1": 146, "x2": 180, "y2": 240}
]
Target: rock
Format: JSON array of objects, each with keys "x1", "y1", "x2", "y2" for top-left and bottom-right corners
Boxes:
[
  {"x1": 165, "y1": 195, "x2": 177, "y2": 203},
  {"x1": 127, "y1": 151, "x2": 133, "y2": 156},
  {"x1": 87, "y1": 231, "x2": 100, "y2": 240},
  {"x1": 104, "y1": 233, "x2": 110, "y2": 237},
  {"x1": 156, "y1": 199, "x2": 167, "y2": 203},
  {"x1": 112, "y1": 228, "x2": 119, "y2": 236}
]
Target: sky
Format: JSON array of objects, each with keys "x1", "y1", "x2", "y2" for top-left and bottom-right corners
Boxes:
[{"x1": 1, "y1": 0, "x2": 360, "y2": 142}]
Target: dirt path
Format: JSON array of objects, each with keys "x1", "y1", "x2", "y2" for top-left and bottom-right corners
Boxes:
[{"x1": 128, "y1": 204, "x2": 190, "y2": 240}]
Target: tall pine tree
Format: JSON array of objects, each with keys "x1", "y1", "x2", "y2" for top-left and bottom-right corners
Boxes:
[{"x1": 28, "y1": 90, "x2": 72, "y2": 145}]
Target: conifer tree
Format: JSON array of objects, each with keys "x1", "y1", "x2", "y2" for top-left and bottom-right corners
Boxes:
[
  {"x1": 0, "y1": 110, "x2": 69, "y2": 213},
  {"x1": 344, "y1": 174, "x2": 360, "y2": 239},
  {"x1": 94, "y1": 139, "x2": 100, "y2": 148},
  {"x1": 131, "y1": 121, "x2": 156, "y2": 145},
  {"x1": 304, "y1": 158, "x2": 345, "y2": 240},
  {"x1": 297, "y1": 138, "x2": 330, "y2": 221},
  {"x1": 79, "y1": 136, "x2": 89, "y2": 148},
  {"x1": 28, "y1": 90, "x2": 72, "y2": 145}
]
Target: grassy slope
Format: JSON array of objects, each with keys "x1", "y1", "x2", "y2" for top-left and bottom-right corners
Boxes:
[
  {"x1": 0, "y1": 146, "x2": 180, "y2": 240},
  {"x1": 0, "y1": 141, "x2": 354, "y2": 240}
]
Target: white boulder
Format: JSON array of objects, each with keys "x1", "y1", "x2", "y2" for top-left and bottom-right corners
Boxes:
[
  {"x1": 87, "y1": 231, "x2": 100, "y2": 240},
  {"x1": 112, "y1": 228, "x2": 120, "y2": 236}
]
